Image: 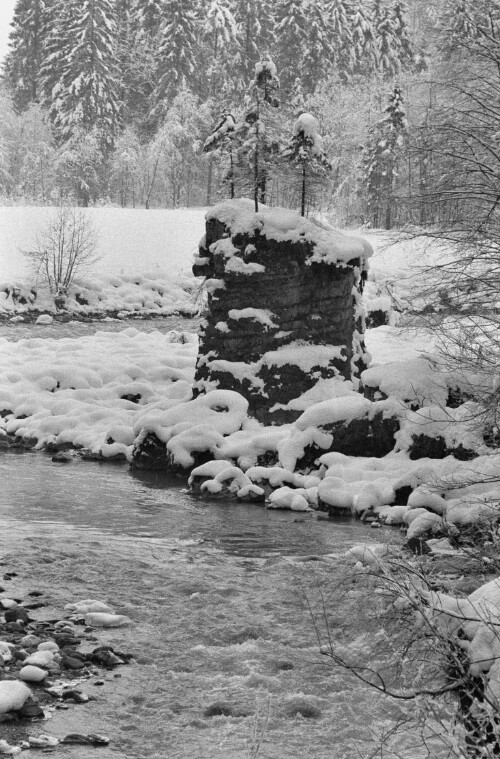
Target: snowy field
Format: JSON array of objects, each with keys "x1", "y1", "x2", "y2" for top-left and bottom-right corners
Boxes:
[
  {"x1": 0, "y1": 205, "x2": 434, "y2": 319},
  {"x1": 0, "y1": 206, "x2": 207, "y2": 280}
]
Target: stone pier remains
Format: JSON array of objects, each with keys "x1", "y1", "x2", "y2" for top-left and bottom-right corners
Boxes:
[{"x1": 192, "y1": 198, "x2": 373, "y2": 423}]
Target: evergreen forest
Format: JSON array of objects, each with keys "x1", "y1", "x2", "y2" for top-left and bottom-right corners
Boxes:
[{"x1": 1, "y1": 0, "x2": 498, "y2": 231}]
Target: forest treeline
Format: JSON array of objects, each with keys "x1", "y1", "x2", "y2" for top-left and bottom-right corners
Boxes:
[{"x1": 0, "y1": 0, "x2": 498, "y2": 229}]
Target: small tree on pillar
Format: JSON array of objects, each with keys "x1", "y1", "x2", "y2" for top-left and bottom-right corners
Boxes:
[
  {"x1": 281, "y1": 112, "x2": 332, "y2": 216},
  {"x1": 238, "y1": 57, "x2": 280, "y2": 211},
  {"x1": 203, "y1": 110, "x2": 237, "y2": 198}
]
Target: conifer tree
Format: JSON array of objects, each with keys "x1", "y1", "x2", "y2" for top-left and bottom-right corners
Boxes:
[
  {"x1": 350, "y1": 3, "x2": 379, "y2": 76},
  {"x1": 132, "y1": 0, "x2": 165, "y2": 38},
  {"x1": 282, "y1": 112, "x2": 332, "y2": 216},
  {"x1": 233, "y1": 0, "x2": 275, "y2": 83},
  {"x1": 237, "y1": 58, "x2": 280, "y2": 211},
  {"x1": 361, "y1": 86, "x2": 407, "y2": 229},
  {"x1": 391, "y1": 1, "x2": 414, "y2": 69},
  {"x1": 203, "y1": 111, "x2": 237, "y2": 198},
  {"x1": 438, "y1": 0, "x2": 486, "y2": 58},
  {"x1": 302, "y1": 1, "x2": 335, "y2": 92},
  {"x1": 53, "y1": 127, "x2": 104, "y2": 205},
  {"x1": 373, "y1": 0, "x2": 401, "y2": 77},
  {"x1": 323, "y1": 0, "x2": 355, "y2": 80},
  {"x1": 117, "y1": 0, "x2": 157, "y2": 130},
  {"x1": 275, "y1": 0, "x2": 308, "y2": 95},
  {"x1": 4, "y1": 0, "x2": 47, "y2": 110},
  {"x1": 39, "y1": 0, "x2": 71, "y2": 114},
  {"x1": 154, "y1": 0, "x2": 199, "y2": 107},
  {"x1": 202, "y1": 0, "x2": 238, "y2": 61},
  {"x1": 110, "y1": 125, "x2": 141, "y2": 206},
  {"x1": 201, "y1": 0, "x2": 239, "y2": 97},
  {"x1": 45, "y1": 0, "x2": 121, "y2": 148}
]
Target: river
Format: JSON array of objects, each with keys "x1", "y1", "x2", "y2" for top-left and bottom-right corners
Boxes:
[
  {"x1": 0, "y1": 450, "x2": 414, "y2": 759},
  {"x1": 0, "y1": 320, "x2": 439, "y2": 759}
]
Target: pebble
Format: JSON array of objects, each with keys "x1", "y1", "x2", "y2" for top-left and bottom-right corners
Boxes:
[
  {"x1": 0, "y1": 600, "x2": 18, "y2": 610},
  {"x1": 34, "y1": 314, "x2": 53, "y2": 325},
  {"x1": 28, "y1": 734, "x2": 59, "y2": 748},
  {"x1": 51, "y1": 453, "x2": 72, "y2": 463},
  {"x1": 0, "y1": 681, "x2": 33, "y2": 714},
  {"x1": 11, "y1": 647, "x2": 28, "y2": 662},
  {"x1": 37, "y1": 641, "x2": 59, "y2": 652},
  {"x1": 24, "y1": 650, "x2": 55, "y2": 668},
  {"x1": 0, "y1": 643, "x2": 12, "y2": 663},
  {"x1": 54, "y1": 634, "x2": 81, "y2": 647},
  {"x1": 61, "y1": 689, "x2": 89, "y2": 703},
  {"x1": 61, "y1": 655, "x2": 85, "y2": 670},
  {"x1": 17, "y1": 696, "x2": 44, "y2": 719},
  {"x1": 21, "y1": 635, "x2": 42, "y2": 648},
  {"x1": 4, "y1": 623, "x2": 24, "y2": 633},
  {"x1": 84, "y1": 612, "x2": 130, "y2": 628},
  {"x1": 61, "y1": 734, "x2": 109, "y2": 746},
  {"x1": 88, "y1": 647, "x2": 124, "y2": 668},
  {"x1": 19, "y1": 665, "x2": 48, "y2": 683},
  {"x1": 0, "y1": 573, "x2": 132, "y2": 742},
  {"x1": 54, "y1": 620, "x2": 77, "y2": 632},
  {"x1": 0, "y1": 739, "x2": 21, "y2": 755},
  {"x1": 4, "y1": 607, "x2": 30, "y2": 624},
  {"x1": 66, "y1": 600, "x2": 115, "y2": 614}
]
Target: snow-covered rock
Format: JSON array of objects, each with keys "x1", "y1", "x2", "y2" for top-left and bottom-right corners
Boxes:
[
  {"x1": 345, "y1": 543, "x2": 389, "y2": 566},
  {"x1": 19, "y1": 665, "x2": 48, "y2": 683},
  {"x1": 35, "y1": 314, "x2": 53, "y2": 325},
  {"x1": 24, "y1": 650, "x2": 56, "y2": 668},
  {"x1": 84, "y1": 612, "x2": 131, "y2": 627},
  {"x1": 0, "y1": 680, "x2": 32, "y2": 714},
  {"x1": 267, "y1": 487, "x2": 311, "y2": 512},
  {"x1": 65, "y1": 599, "x2": 115, "y2": 614}
]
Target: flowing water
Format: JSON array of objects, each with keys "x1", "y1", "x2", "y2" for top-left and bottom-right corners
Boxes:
[
  {"x1": 0, "y1": 320, "x2": 434, "y2": 759},
  {"x1": 0, "y1": 315, "x2": 203, "y2": 341},
  {"x1": 0, "y1": 449, "x2": 413, "y2": 759}
]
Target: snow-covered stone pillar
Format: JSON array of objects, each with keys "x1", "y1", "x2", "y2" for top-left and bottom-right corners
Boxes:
[{"x1": 193, "y1": 199, "x2": 372, "y2": 424}]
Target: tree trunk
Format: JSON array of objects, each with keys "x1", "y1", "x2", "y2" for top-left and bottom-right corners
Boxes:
[
  {"x1": 301, "y1": 164, "x2": 306, "y2": 217},
  {"x1": 206, "y1": 154, "x2": 213, "y2": 205}
]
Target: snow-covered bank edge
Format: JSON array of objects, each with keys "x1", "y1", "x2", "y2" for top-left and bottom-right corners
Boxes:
[
  {"x1": 0, "y1": 269, "x2": 202, "y2": 322},
  {"x1": 1, "y1": 325, "x2": 499, "y2": 552}
]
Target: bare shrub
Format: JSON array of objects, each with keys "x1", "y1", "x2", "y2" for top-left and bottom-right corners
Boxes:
[
  {"x1": 23, "y1": 206, "x2": 99, "y2": 307},
  {"x1": 302, "y1": 556, "x2": 500, "y2": 758}
]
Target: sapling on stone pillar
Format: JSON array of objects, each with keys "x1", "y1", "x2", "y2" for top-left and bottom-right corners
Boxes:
[
  {"x1": 238, "y1": 57, "x2": 280, "y2": 211},
  {"x1": 281, "y1": 112, "x2": 332, "y2": 216},
  {"x1": 203, "y1": 111, "x2": 237, "y2": 198}
]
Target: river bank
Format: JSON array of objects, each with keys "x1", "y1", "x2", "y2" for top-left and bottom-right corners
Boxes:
[{"x1": 0, "y1": 450, "x2": 413, "y2": 759}]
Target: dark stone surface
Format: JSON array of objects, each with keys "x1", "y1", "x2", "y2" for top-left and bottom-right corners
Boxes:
[
  {"x1": 193, "y1": 204, "x2": 369, "y2": 423},
  {"x1": 296, "y1": 411, "x2": 401, "y2": 470},
  {"x1": 408, "y1": 434, "x2": 476, "y2": 461},
  {"x1": 131, "y1": 432, "x2": 170, "y2": 470}
]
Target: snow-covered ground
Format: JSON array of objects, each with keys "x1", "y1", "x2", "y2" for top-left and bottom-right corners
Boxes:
[
  {"x1": 1, "y1": 205, "x2": 497, "y2": 543},
  {"x1": 0, "y1": 205, "x2": 433, "y2": 320},
  {"x1": 0, "y1": 206, "x2": 207, "y2": 280},
  {"x1": 0, "y1": 320, "x2": 496, "y2": 532}
]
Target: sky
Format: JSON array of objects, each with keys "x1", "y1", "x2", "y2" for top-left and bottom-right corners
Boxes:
[{"x1": 0, "y1": 0, "x2": 16, "y2": 64}]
